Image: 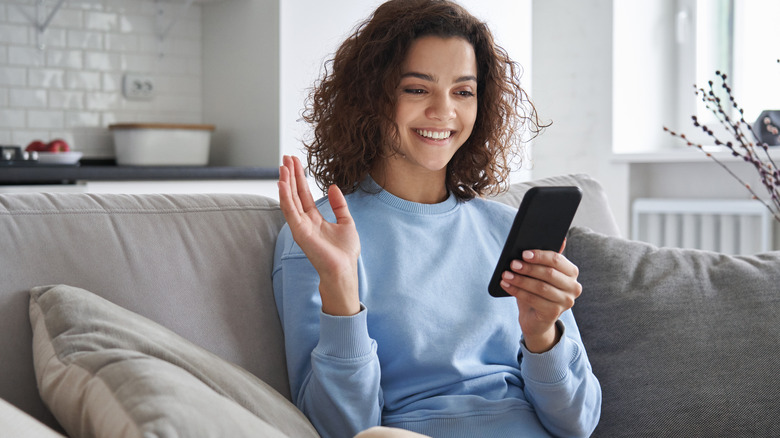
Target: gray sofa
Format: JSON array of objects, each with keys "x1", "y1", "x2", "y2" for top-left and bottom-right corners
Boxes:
[{"x1": 1, "y1": 173, "x2": 779, "y2": 437}]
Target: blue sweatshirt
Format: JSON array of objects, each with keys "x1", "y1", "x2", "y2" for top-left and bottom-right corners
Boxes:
[{"x1": 272, "y1": 178, "x2": 601, "y2": 438}]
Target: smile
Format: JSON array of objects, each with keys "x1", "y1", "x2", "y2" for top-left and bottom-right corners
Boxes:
[{"x1": 415, "y1": 129, "x2": 453, "y2": 140}]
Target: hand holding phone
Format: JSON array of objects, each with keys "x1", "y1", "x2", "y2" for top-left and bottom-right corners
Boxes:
[{"x1": 488, "y1": 186, "x2": 582, "y2": 298}]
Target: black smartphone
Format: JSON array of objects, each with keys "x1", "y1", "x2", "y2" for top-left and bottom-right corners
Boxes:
[{"x1": 488, "y1": 186, "x2": 583, "y2": 298}]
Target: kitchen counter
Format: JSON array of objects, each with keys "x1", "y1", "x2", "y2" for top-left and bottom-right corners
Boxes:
[{"x1": 0, "y1": 162, "x2": 279, "y2": 185}]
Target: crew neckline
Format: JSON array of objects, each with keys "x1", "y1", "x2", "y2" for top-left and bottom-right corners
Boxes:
[{"x1": 360, "y1": 176, "x2": 460, "y2": 215}]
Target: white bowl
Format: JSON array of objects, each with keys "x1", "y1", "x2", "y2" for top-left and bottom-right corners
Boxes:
[
  {"x1": 109, "y1": 123, "x2": 215, "y2": 166},
  {"x1": 36, "y1": 151, "x2": 83, "y2": 165}
]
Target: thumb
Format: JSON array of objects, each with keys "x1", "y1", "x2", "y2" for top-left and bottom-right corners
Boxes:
[{"x1": 327, "y1": 184, "x2": 354, "y2": 225}]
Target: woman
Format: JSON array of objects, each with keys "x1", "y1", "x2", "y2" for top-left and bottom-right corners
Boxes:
[{"x1": 272, "y1": 1, "x2": 601, "y2": 437}]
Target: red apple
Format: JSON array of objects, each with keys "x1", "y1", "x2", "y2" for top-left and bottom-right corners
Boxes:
[
  {"x1": 45, "y1": 139, "x2": 70, "y2": 152},
  {"x1": 25, "y1": 140, "x2": 47, "y2": 152}
]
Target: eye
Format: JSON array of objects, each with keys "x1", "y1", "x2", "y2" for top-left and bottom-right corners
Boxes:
[
  {"x1": 455, "y1": 90, "x2": 476, "y2": 97},
  {"x1": 403, "y1": 88, "x2": 427, "y2": 95}
]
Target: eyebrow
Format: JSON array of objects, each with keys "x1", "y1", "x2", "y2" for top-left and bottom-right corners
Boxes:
[{"x1": 401, "y1": 72, "x2": 477, "y2": 83}]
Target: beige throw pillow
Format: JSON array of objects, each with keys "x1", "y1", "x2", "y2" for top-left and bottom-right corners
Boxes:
[{"x1": 29, "y1": 284, "x2": 319, "y2": 438}]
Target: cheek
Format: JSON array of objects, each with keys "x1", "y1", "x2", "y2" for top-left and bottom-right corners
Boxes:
[
  {"x1": 461, "y1": 105, "x2": 478, "y2": 136},
  {"x1": 393, "y1": 101, "x2": 411, "y2": 129}
]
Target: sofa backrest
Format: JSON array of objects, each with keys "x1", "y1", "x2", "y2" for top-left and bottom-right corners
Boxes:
[
  {"x1": 489, "y1": 173, "x2": 621, "y2": 238},
  {"x1": 0, "y1": 192, "x2": 288, "y2": 430},
  {"x1": 0, "y1": 173, "x2": 618, "y2": 430}
]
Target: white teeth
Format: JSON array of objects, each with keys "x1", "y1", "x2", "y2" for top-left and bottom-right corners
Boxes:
[{"x1": 416, "y1": 129, "x2": 452, "y2": 140}]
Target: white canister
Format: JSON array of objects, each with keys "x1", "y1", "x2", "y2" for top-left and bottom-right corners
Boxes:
[{"x1": 109, "y1": 123, "x2": 215, "y2": 166}]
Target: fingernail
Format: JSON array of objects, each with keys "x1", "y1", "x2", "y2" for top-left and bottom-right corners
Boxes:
[
  {"x1": 503, "y1": 271, "x2": 515, "y2": 281},
  {"x1": 500, "y1": 280, "x2": 510, "y2": 289},
  {"x1": 510, "y1": 260, "x2": 522, "y2": 271},
  {"x1": 523, "y1": 250, "x2": 534, "y2": 260}
]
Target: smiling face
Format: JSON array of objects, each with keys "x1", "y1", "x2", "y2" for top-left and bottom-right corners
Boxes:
[{"x1": 376, "y1": 35, "x2": 478, "y2": 202}]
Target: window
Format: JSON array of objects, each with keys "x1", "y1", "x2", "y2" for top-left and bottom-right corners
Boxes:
[{"x1": 680, "y1": 0, "x2": 779, "y2": 135}]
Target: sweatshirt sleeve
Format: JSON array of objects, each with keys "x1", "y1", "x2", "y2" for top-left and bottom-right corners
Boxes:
[
  {"x1": 272, "y1": 225, "x2": 383, "y2": 438},
  {"x1": 519, "y1": 311, "x2": 602, "y2": 438}
]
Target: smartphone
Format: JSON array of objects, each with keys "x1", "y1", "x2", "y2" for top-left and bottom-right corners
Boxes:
[{"x1": 488, "y1": 186, "x2": 582, "y2": 298}]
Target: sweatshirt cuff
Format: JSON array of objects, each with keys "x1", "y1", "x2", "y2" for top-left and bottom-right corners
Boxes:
[
  {"x1": 520, "y1": 320, "x2": 581, "y2": 384},
  {"x1": 315, "y1": 304, "x2": 375, "y2": 360}
]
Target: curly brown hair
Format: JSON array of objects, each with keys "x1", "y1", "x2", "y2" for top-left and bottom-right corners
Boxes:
[{"x1": 302, "y1": 0, "x2": 544, "y2": 200}]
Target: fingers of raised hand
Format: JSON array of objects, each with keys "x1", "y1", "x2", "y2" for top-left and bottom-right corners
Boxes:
[
  {"x1": 279, "y1": 155, "x2": 319, "y2": 228},
  {"x1": 291, "y1": 156, "x2": 316, "y2": 211},
  {"x1": 278, "y1": 163, "x2": 298, "y2": 219},
  {"x1": 283, "y1": 155, "x2": 307, "y2": 212},
  {"x1": 327, "y1": 184, "x2": 355, "y2": 226},
  {"x1": 279, "y1": 156, "x2": 300, "y2": 211}
]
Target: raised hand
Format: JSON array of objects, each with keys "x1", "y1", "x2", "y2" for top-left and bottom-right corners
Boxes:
[
  {"x1": 499, "y1": 247, "x2": 582, "y2": 353},
  {"x1": 277, "y1": 155, "x2": 362, "y2": 316}
]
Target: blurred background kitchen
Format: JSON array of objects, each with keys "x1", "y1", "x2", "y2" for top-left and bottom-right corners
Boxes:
[{"x1": 1, "y1": 0, "x2": 778, "y2": 251}]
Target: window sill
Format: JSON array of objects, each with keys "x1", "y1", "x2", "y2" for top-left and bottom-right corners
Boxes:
[{"x1": 611, "y1": 146, "x2": 780, "y2": 164}]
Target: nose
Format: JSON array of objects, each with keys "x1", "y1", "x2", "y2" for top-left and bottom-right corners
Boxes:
[{"x1": 425, "y1": 93, "x2": 456, "y2": 121}]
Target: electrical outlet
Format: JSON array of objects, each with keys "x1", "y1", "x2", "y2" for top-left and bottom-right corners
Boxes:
[{"x1": 122, "y1": 73, "x2": 155, "y2": 100}]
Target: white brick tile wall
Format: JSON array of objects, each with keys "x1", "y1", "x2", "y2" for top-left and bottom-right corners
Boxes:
[
  {"x1": 10, "y1": 89, "x2": 47, "y2": 107},
  {"x1": 0, "y1": 26, "x2": 27, "y2": 45},
  {"x1": 47, "y1": 49, "x2": 84, "y2": 69},
  {"x1": 65, "y1": 111, "x2": 100, "y2": 127},
  {"x1": 29, "y1": 68, "x2": 65, "y2": 88},
  {"x1": 9, "y1": 46, "x2": 46, "y2": 66},
  {"x1": 32, "y1": 28, "x2": 68, "y2": 49},
  {"x1": 67, "y1": 30, "x2": 102, "y2": 50},
  {"x1": 0, "y1": 0, "x2": 204, "y2": 158},
  {"x1": 49, "y1": 90, "x2": 85, "y2": 109},
  {"x1": 66, "y1": 70, "x2": 101, "y2": 90},
  {"x1": 85, "y1": 11, "x2": 118, "y2": 31},
  {"x1": 0, "y1": 109, "x2": 25, "y2": 128},
  {"x1": 84, "y1": 51, "x2": 120, "y2": 70},
  {"x1": 104, "y1": 33, "x2": 137, "y2": 52},
  {"x1": 28, "y1": 109, "x2": 64, "y2": 129},
  {"x1": 0, "y1": 66, "x2": 26, "y2": 86}
]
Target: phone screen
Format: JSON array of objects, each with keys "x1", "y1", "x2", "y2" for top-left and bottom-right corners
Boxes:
[{"x1": 488, "y1": 186, "x2": 582, "y2": 297}]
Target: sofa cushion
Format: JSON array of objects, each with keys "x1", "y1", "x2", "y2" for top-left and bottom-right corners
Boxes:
[
  {"x1": 564, "y1": 227, "x2": 780, "y2": 437},
  {"x1": 29, "y1": 284, "x2": 319, "y2": 438}
]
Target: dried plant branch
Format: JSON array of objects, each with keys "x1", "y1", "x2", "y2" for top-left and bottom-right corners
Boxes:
[{"x1": 664, "y1": 70, "x2": 780, "y2": 223}]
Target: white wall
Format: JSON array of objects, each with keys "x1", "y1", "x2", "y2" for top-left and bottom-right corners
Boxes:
[
  {"x1": 612, "y1": 1, "x2": 679, "y2": 153},
  {"x1": 202, "y1": 0, "x2": 279, "y2": 167},
  {"x1": 0, "y1": 0, "x2": 205, "y2": 157},
  {"x1": 530, "y1": 0, "x2": 630, "y2": 235},
  {"x1": 278, "y1": 0, "x2": 382, "y2": 166}
]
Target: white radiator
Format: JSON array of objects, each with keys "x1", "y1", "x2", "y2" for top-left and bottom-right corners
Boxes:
[{"x1": 631, "y1": 198, "x2": 773, "y2": 254}]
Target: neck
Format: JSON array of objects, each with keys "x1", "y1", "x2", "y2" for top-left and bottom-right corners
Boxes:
[{"x1": 371, "y1": 164, "x2": 449, "y2": 204}]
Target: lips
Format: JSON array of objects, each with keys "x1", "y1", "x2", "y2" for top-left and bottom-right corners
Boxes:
[{"x1": 415, "y1": 129, "x2": 453, "y2": 140}]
